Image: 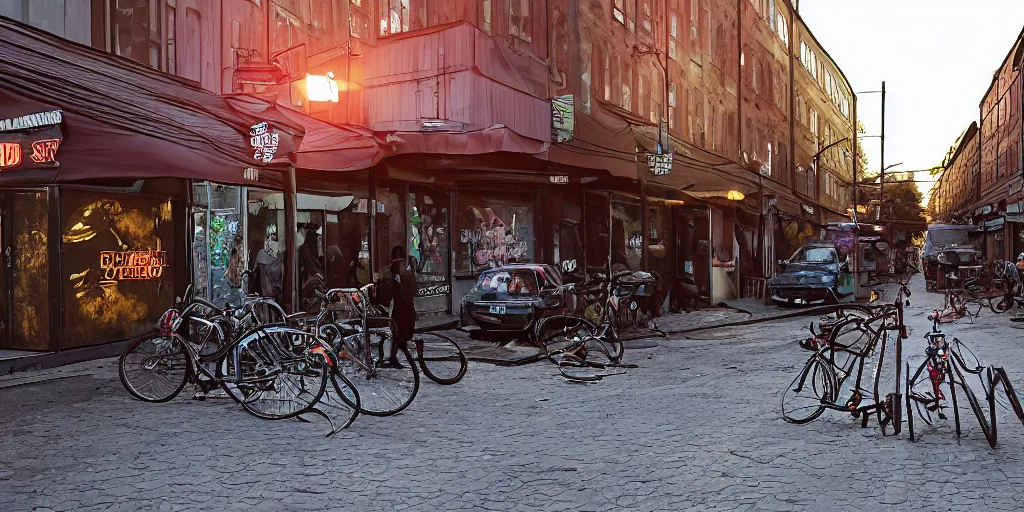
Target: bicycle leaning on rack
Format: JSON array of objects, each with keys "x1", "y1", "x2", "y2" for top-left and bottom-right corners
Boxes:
[
  {"x1": 118, "y1": 284, "x2": 351, "y2": 424},
  {"x1": 904, "y1": 311, "x2": 1024, "y2": 447},
  {"x1": 781, "y1": 280, "x2": 912, "y2": 434}
]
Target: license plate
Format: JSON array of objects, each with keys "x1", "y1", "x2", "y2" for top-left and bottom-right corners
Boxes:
[{"x1": 488, "y1": 305, "x2": 506, "y2": 314}]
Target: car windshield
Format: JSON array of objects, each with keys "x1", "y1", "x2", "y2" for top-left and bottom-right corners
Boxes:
[
  {"x1": 475, "y1": 269, "x2": 540, "y2": 296},
  {"x1": 792, "y1": 248, "x2": 836, "y2": 264}
]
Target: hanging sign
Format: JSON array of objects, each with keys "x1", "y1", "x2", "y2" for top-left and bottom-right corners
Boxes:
[
  {"x1": 250, "y1": 122, "x2": 280, "y2": 163},
  {"x1": 551, "y1": 95, "x2": 575, "y2": 143},
  {"x1": 0, "y1": 110, "x2": 64, "y2": 171},
  {"x1": 647, "y1": 153, "x2": 673, "y2": 176}
]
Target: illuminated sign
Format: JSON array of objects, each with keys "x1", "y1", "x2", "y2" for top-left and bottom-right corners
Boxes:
[
  {"x1": 250, "y1": 122, "x2": 280, "y2": 163},
  {"x1": 243, "y1": 167, "x2": 260, "y2": 181},
  {"x1": 0, "y1": 110, "x2": 62, "y2": 132},
  {"x1": 647, "y1": 153, "x2": 672, "y2": 175},
  {"x1": 0, "y1": 143, "x2": 22, "y2": 169},
  {"x1": 0, "y1": 110, "x2": 63, "y2": 171},
  {"x1": 100, "y1": 250, "x2": 169, "y2": 281},
  {"x1": 31, "y1": 139, "x2": 60, "y2": 164},
  {"x1": 549, "y1": 175, "x2": 569, "y2": 184}
]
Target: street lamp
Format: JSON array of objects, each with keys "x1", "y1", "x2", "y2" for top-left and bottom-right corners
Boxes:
[{"x1": 856, "y1": 81, "x2": 887, "y2": 216}]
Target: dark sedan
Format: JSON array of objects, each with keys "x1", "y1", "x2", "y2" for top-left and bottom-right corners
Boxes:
[
  {"x1": 460, "y1": 264, "x2": 568, "y2": 337},
  {"x1": 768, "y1": 243, "x2": 854, "y2": 306}
]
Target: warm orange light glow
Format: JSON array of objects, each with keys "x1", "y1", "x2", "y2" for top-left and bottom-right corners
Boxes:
[
  {"x1": 0, "y1": 142, "x2": 22, "y2": 169},
  {"x1": 306, "y1": 74, "x2": 340, "y2": 102},
  {"x1": 727, "y1": 190, "x2": 745, "y2": 201}
]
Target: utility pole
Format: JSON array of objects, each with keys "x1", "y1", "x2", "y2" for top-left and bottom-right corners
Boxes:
[
  {"x1": 878, "y1": 81, "x2": 886, "y2": 219},
  {"x1": 852, "y1": 94, "x2": 858, "y2": 220}
]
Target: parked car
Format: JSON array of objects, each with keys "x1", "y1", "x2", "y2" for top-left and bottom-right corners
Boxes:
[
  {"x1": 768, "y1": 242, "x2": 854, "y2": 306},
  {"x1": 460, "y1": 264, "x2": 569, "y2": 339}
]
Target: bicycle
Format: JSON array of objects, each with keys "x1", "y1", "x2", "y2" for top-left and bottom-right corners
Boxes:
[
  {"x1": 781, "y1": 281, "x2": 911, "y2": 434},
  {"x1": 904, "y1": 311, "x2": 1024, "y2": 447},
  {"x1": 119, "y1": 285, "x2": 337, "y2": 422},
  {"x1": 314, "y1": 285, "x2": 421, "y2": 417},
  {"x1": 406, "y1": 331, "x2": 468, "y2": 385}
]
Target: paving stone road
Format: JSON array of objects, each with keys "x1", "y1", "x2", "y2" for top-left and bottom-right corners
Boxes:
[{"x1": 4, "y1": 276, "x2": 1024, "y2": 511}]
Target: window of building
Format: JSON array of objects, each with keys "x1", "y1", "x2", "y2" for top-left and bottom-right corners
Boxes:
[
  {"x1": 603, "y1": 49, "x2": 612, "y2": 101},
  {"x1": 669, "y1": 14, "x2": 679, "y2": 59},
  {"x1": 668, "y1": 82, "x2": 677, "y2": 129},
  {"x1": 379, "y1": 0, "x2": 410, "y2": 36},
  {"x1": 509, "y1": 0, "x2": 531, "y2": 42},
  {"x1": 626, "y1": 0, "x2": 637, "y2": 32},
  {"x1": 614, "y1": 0, "x2": 626, "y2": 24},
  {"x1": 690, "y1": 0, "x2": 700, "y2": 59},
  {"x1": 621, "y1": 59, "x2": 632, "y2": 111},
  {"x1": 809, "y1": 109, "x2": 819, "y2": 146},
  {"x1": 776, "y1": 10, "x2": 788, "y2": 45},
  {"x1": 752, "y1": 57, "x2": 759, "y2": 92},
  {"x1": 483, "y1": 0, "x2": 492, "y2": 34},
  {"x1": 111, "y1": 0, "x2": 160, "y2": 70},
  {"x1": 641, "y1": 0, "x2": 653, "y2": 33}
]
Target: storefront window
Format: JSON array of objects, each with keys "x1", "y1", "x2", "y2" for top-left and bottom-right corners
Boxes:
[
  {"x1": 409, "y1": 189, "x2": 451, "y2": 310},
  {"x1": 61, "y1": 186, "x2": 177, "y2": 348},
  {"x1": 647, "y1": 203, "x2": 671, "y2": 277},
  {"x1": 552, "y1": 191, "x2": 583, "y2": 278},
  {"x1": 5, "y1": 191, "x2": 49, "y2": 350},
  {"x1": 191, "y1": 183, "x2": 246, "y2": 308},
  {"x1": 246, "y1": 188, "x2": 285, "y2": 305},
  {"x1": 375, "y1": 188, "x2": 405, "y2": 275},
  {"x1": 456, "y1": 193, "x2": 534, "y2": 273},
  {"x1": 611, "y1": 199, "x2": 643, "y2": 270},
  {"x1": 585, "y1": 193, "x2": 610, "y2": 271}
]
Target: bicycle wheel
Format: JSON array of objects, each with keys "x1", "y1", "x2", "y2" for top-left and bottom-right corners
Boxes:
[
  {"x1": 237, "y1": 329, "x2": 329, "y2": 420},
  {"x1": 990, "y1": 294, "x2": 1013, "y2": 314},
  {"x1": 316, "y1": 371, "x2": 361, "y2": 433},
  {"x1": 339, "y1": 333, "x2": 420, "y2": 417},
  {"x1": 119, "y1": 333, "x2": 191, "y2": 403},
  {"x1": 411, "y1": 332, "x2": 468, "y2": 385},
  {"x1": 555, "y1": 353, "x2": 604, "y2": 382},
  {"x1": 781, "y1": 355, "x2": 836, "y2": 424},
  {"x1": 952, "y1": 365, "x2": 996, "y2": 447}
]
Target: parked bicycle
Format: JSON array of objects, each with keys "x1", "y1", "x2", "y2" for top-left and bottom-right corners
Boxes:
[
  {"x1": 781, "y1": 281, "x2": 911, "y2": 433},
  {"x1": 118, "y1": 284, "x2": 353, "y2": 425},
  {"x1": 905, "y1": 311, "x2": 1024, "y2": 447}
]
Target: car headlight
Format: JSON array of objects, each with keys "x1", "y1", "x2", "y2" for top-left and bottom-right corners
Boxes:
[{"x1": 820, "y1": 275, "x2": 835, "y2": 284}]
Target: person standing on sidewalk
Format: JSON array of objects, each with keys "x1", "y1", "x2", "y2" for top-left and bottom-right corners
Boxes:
[{"x1": 380, "y1": 245, "x2": 416, "y2": 366}]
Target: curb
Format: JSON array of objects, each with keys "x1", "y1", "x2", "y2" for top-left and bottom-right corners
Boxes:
[{"x1": 662, "y1": 304, "x2": 847, "y2": 336}]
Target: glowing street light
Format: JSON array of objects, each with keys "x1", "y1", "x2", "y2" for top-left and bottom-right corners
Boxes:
[{"x1": 306, "y1": 72, "x2": 339, "y2": 102}]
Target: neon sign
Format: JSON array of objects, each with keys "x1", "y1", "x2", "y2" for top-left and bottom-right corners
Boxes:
[
  {"x1": 0, "y1": 110, "x2": 63, "y2": 171},
  {"x1": 250, "y1": 122, "x2": 279, "y2": 163},
  {"x1": 100, "y1": 250, "x2": 169, "y2": 281},
  {"x1": 0, "y1": 143, "x2": 22, "y2": 169},
  {"x1": 30, "y1": 139, "x2": 60, "y2": 164}
]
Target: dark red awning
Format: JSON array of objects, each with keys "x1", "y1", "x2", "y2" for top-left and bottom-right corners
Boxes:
[
  {"x1": 0, "y1": 17, "x2": 298, "y2": 187},
  {"x1": 225, "y1": 95, "x2": 387, "y2": 172}
]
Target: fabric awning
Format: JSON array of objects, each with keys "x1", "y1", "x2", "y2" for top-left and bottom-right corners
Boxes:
[
  {"x1": 379, "y1": 125, "x2": 549, "y2": 156},
  {"x1": 226, "y1": 95, "x2": 387, "y2": 172},
  {"x1": 0, "y1": 16, "x2": 298, "y2": 187}
]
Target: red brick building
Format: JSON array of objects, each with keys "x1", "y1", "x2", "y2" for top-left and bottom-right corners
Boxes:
[{"x1": 0, "y1": 0, "x2": 858, "y2": 352}]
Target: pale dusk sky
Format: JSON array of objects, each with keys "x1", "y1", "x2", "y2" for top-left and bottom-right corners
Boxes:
[{"x1": 798, "y1": 0, "x2": 1024, "y2": 205}]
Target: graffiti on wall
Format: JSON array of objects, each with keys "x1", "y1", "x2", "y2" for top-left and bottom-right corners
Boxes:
[
  {"x1": 100, "y1": 250, "x2": 169, "y2": 281},
  {"x1": 461, "y1": 207, "x2": 529, "y2": 271}
]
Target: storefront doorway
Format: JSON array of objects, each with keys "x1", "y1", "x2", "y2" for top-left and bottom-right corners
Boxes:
[{"x1": 0, "y1": 190, "x2": 50, "y2": 352}]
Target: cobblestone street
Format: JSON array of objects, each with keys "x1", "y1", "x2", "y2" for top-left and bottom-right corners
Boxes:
[{"x1": 4, "y1": 277, "x2": 1024, "y2": 511}]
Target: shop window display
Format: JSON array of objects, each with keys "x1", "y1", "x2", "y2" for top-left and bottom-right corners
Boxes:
[
  {"x1": 585, "y1": 193, "x2": 610, "y2": 270},
  {"x1": 456, "y1": 196, "x2": 534, "y2": 274},
  {"x1": 191, "y1": 183, "x2": 246, "y2": 307},
  {"x1": 611, "y1": 200, "x2": 643, "y2": 271},
  {"x1": 409, "y1": 189, "x2": 451, "y2": 300},
  {"x1": 61, "y1": 187, "x2": 177, "y2": 348},
  {"x1": 247, "y1": 189, "x2": 286, "y2": 305}
]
